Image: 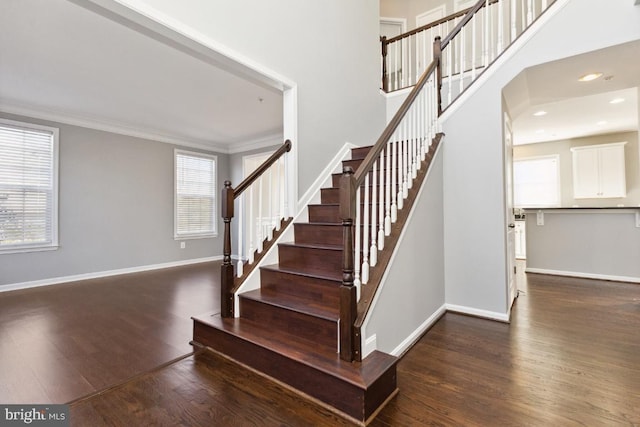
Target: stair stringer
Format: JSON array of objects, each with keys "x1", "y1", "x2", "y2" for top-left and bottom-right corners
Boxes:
[
  {"x1": 360, "y1": 141, "x2": 446, "y2": 358},
  {"x1": 232, "y1": 142, "x2": 358, "y2": 315}
]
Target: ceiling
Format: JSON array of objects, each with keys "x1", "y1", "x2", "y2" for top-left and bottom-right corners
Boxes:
[
  {"x1": 0, "y1": 0, "x2": 283, "y2": 152},
  {"x1": 504, "y1": 39, "x2": 640, "y2": 145}
]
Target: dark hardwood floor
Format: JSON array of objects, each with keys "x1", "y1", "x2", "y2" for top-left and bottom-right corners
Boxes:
[
  {"x1": 2, "y1": 260, "x2": 639, "y2": 425},
  {"x1": 0, "y1": 261, "x2": 219, "y2": 404}
]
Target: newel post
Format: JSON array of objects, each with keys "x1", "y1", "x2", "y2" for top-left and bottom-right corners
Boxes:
[
  {"x1": 221, "y1": 180, "x2": 235, "y2": 318},
  {"x1": 381, "y1": 36, "x2": 389, "y2": 92},
  {"x1": 433, "y1": 36, "x2": 443, "y2": 116},
  {"x1": 339, "y1": 166, "x2": 357, "y2": 362}
]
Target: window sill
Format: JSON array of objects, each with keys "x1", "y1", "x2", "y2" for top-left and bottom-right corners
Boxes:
[
  {"x1": 174, "y1": 234, "x2": 218, "y2": 241},
  {"x1": 0, "y1": 245, "x2": 60, "y2": 255}
]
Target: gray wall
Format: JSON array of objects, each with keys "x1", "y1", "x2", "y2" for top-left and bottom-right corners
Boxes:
[
  {"x1": 380, "y1": 0, "x2": 469, "y2": 31},
  {"x1": 364, "y1": 146, "x2": 445, "y2": 355},
  {"x1": 441, "y1": 0, "x2": 640, "y2": 315},
  {"x1": 514, "y1": 131, "x2": 640, "y2": 208},
  {"x1": 0, "y1": 112, "x2": 228, "y2": 287},
  {"x1": 525, "y1": 210, "x2": 640, "y2": 280},
  {"x1": 115, "y1": 0, "x2": 386, "y2": 201}
]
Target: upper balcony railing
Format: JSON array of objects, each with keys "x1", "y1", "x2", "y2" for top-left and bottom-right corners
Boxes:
[{"x1": 382, "y1": 0, "x2": 556, "y2": 111}]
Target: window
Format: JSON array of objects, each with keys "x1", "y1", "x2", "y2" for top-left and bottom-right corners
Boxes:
[
  {"x1": 0, "y1": 119, "x2": 58, "y2": 253},
  {"x1": 513, "y1": 155, "x2": 560, "y2": 208},
  {"x1": 175, "y1": 150, "x2": 217, "y2": 238}
]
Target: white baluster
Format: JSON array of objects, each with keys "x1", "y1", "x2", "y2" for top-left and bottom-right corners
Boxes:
[
  {"x1": 511, "y1": 0, "x2": 517, "y2": 43},
  {"x1": 397, "y1": 128, "x2": 404, "y2": 211},
  {"x1": 411, "y1": 106, "x2": 417, "y2": 180},
  {"x1": 257, "y1": 175, "x2": 263, "y2": 253},
  {"x1": 391, "y1": 137, "x2": 398, "y2": 222},
  {"x1": 378, "y1": 151, "x2": 385, "y2": 249},
  {"x1": 275, "y1": 158, "x2": 282, "y2": 231},
  {"x1": 527, "y1": 0, "x2": 533, "y2": 25},
  {"x1": 394, "y1": 42, "x2": 399, "y2": 91},
  {"x1": 401, "y1": 38, "x2": 407, "y2": 88},
  {"x1": 362, "y1": 172, "x2": 370, "y2": 285},
  {"x1": 248, "y1": 185, "x2": 254, "y2": 264},
  {"x1": 447, "y1": 40, "x2": 453, "y2": 106},
  {"x1": 267, "y1": 166, "x2": 273, "y2": 241},
  {"x1": 354, "y1": 188, "x2": 361, "y2": 293},
  {"x1": 403, "y1": 131, "x2": 409, "y2": 199},
  {"x1": 371, "y1": 162, "x2": 378, "y2": 267},
  {"x1": 237, "y1": 194, "x2": 244, "y2": 277},
  {"x1": 484, "y1": 0, "x2": 489, "y2": 67},
  {"x1": 385, "y1": 142, "x2": 392, "y2": 234},
  {"x1": 460, "y1": 26, "x2": 465, "y2": 95},
  {"x1": 497, "y1": 0, "x2": 504, "y2": 54},
  {"x1": 542, "y1": 0, "x2": 548, "y2": 10},
  {"x1": 472, "y1": 14, "x2": 477, "y2": 80}
]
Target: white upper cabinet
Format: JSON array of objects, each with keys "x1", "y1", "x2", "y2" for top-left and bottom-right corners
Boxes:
[{"x1": 571, "y1": 142, "x2": 627, "y2": 199}]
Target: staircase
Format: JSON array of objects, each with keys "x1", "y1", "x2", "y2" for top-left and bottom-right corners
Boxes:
[{"x1": 192, "y1": 144, "x2": 405, "y2": 424}]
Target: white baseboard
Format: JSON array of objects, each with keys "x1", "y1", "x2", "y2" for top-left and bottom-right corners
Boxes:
[
  {"x1": 525, "y1": 268, "x2": 640, "y2": 284},
  {"x1": 445, "y1": 303, "x2": 510, "y2": 323},
  {"x1": 0, "y1": 256, "x2": 223, "y2": 293},
  {"x1": 390, "y1": 304, "x2": 447, "y2": 357},
  {"x1": 363, "y1": 334, "x2": 378, "y2": 358}
]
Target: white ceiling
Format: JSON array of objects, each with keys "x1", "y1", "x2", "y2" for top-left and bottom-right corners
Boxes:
[
  {"x1": 504, "y1": 39, "x2": 640, "y2": 145},
  {"x1": 0, "y1": 0, "x2": 284, "y2": 152}
]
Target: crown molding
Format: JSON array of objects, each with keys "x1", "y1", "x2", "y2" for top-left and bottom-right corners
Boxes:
[
  {"x1": 0, "y1": 101, "x2": 230, "y2": 153},
  {"x1": 226, "y1": 132, "x2": 284, "y2": 154}
]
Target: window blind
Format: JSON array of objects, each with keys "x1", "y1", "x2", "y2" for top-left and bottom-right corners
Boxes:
[
  {"x1": 0, "y1": 121, "x2": 57, "y2": 251},
  {"x1": 175, "y1": 150, "x2": 217, "y2": 238},
  {"x1": 514, "y1": 156, "x2": 560, "y2": 208}
]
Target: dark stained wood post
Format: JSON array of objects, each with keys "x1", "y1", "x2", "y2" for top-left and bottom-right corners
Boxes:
[
  {"x1": 433, "y1": 36, "x2": 443, "y2": 116},
  {"x1": 221, "y1": 180, "x2": 234, "y2": 318},
  {"x1": 339, "y1": 166, "x2": 357, "y2": 362},
  {"x1": 381, "y1": 36, "x2": 389, "y2": 92}
]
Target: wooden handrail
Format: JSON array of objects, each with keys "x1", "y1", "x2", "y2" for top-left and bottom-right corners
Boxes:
[
  {"x1": 383, "y1": 8, "x2": 471, "y2": 45},
  {"x1": 220, "y1": 139, "x2": 292, "y2": 318},
  {"x1": 234, "y1": 139, "x2": 291, "y2": 197}
]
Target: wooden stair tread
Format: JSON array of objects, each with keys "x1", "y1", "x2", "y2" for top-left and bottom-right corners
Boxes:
[
  {"x1": 240, "y1": 288, "x2": 339, "y2": 321},
  {"x1": 261, "y1": 264, "x2": 342, "y2": 284},
  {"x1": 192, "y1": 313, "x2": 396, "y2": 389}
]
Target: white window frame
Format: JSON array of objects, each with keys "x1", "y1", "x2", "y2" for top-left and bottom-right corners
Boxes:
[
  {"x1": 174, "y1": 149, "x2": 218, "y2": 239},
  {"x1": 513, "y1": 154, "x2": 561, "y2": 208},
  {"x1": 0, "y1": 118, "x2": 59, "y2": 254}
]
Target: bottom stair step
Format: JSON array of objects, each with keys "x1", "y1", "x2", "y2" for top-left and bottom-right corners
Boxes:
[{"x1": 192, "y1": 313, "x2": 398, "y2": 422}]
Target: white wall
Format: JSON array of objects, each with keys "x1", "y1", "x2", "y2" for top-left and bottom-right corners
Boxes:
[
  {"x1": 440, "y1": 0, "x2": 640, "y2": 315},
  {"x1": 363, "y1": 145, "x2": 445, "y2": 356},
  {"x1": 110, "y1": 0, "x2": 387, "y2": 203}
]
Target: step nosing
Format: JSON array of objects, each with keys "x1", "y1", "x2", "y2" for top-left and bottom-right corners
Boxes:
[{"x1": 260, "y1": 265, "x2": 342, "y2": 283}]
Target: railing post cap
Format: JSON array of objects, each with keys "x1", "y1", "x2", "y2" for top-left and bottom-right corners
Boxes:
[
  {"x1": 342, "y1": 165, "x2": 354, "y2": 175},
  {"x1": 224, "y1": 180, "x2": 232, "y2": 188}
]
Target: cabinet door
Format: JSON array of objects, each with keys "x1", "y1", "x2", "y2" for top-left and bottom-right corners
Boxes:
[
  {"x1": 573, "y1": 148, "x2": 599, "y2": 198},
  {"x1": 598, "y1": 145, "x2": 626, "y2": 197}
]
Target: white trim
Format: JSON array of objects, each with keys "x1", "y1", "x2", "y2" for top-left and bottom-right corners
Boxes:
[
  {"x1": 525, "y1": 268, "x2": 640, "y2": 284},
  {"x1": 297, "y1": 142, "x2": 357, "y2": 212},
  {"x1": 416, "y1": 5, "x2": 447, "y2": 28},
  {"x1": 380, "y1": 86, "x2": 413, "y2": 99},
  {"x1": 0, "y1": 118, "x2": 59, "y2": 253},
  {"x1": 227, "y1": 133, "x2": 284, "y2": 155},
  {"x1": 390, "y1": 304, "x2": 447, "y2": 357},
  {"x1": 380, "y1": 17, "x2": 407, "y2": 34},
  {"x1": 439, "y1": 0, "x2": 571, "y2": 122},
  {"x1": 0, "y1": 102, "x2": 229, "y2": 153},
  {"x1": 445, "y1": 304, "x2": 510, "y2": 322},
  {"x1": 0, "y1": 256, "x2": 223, "y2": 293}
]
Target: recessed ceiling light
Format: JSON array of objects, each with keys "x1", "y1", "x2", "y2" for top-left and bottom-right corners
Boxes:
[
  {"x1": 596, "y1": 121, "x2": 607, "y2": 126},
  {"x1": 578, "y1": 72, "x2": 603, "y2": 82},
  {"x1": 535, "y1": 129, "x2": 545, "y2": 134},
  {"x1": 533, "y1": 111, "x2": 547, "y2": 116},
  {"x1": 610, "y1": 98, "x2": 625, "y2": 104}
]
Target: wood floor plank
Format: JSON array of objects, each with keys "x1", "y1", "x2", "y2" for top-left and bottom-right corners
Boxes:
[{"x1": 3, "y1": 259, "x2": 639, "y2": 425}]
